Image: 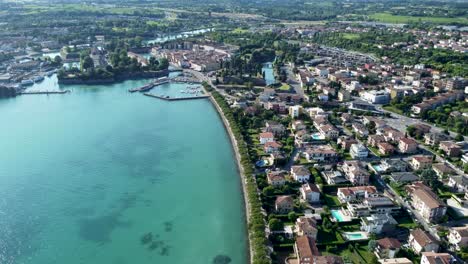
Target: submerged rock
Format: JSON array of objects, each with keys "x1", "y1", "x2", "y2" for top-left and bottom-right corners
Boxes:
[
  {"x1": 213, "y1": 255, "x2": 232, "y2": 264},
  {"x1": 140, "y1": 232, "x2": 153, "y2": 244}
]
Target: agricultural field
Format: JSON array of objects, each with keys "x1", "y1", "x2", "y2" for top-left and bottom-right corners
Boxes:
[{"x1": 370, "y1": 12, "x2": 468, "y2": 25}]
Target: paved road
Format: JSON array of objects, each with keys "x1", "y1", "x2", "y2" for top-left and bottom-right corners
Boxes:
[
  {"x1": 282, "y1": 66, "x2": 304, "y2": 96},
  {"x1": 385, "y1": 181, "x2": 441, "y2": 241},
  {"x1": 376, "y1": 105, "x2": 465, "y2": 141}
]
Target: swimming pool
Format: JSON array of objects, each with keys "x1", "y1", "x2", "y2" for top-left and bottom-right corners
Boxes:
[
  {"x1": 372, "y1": 164, "x2": 384, "y2": 172},
  {"x1": 311, "y1": 133, "x2": 325, "y2": 140},
  {"x1": 343, "y1": 232, "x2": 369, "y2": 241}
]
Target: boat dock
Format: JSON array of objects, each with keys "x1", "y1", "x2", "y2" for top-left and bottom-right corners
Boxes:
[
  {"x1": 128, "y1": 78, "x2": 170, "y2": 93},
  {"x1": 143, "y1": 93, "x2": 209, "y2": 101},
  {"x1": 19, "y1": 90, "x2": 71, "y2": 95}
]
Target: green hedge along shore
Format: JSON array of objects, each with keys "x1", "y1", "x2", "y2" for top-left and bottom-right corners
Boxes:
[{"x1": 205, "y1": 82, "x2": 270, "y2": 264}]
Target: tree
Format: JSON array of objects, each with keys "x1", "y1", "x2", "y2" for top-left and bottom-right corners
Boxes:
[
  {"x1": 288, "y1": 212, "x2": 298, "y2": 222},
  {"x1": 262, "y1": 186, "x2": 275, "y2": 197},
  {"x1": 81, "y1": 56, "x2": 94, "y2": 72},
  {"x1": 455, "y1": 133, "x2": 464, "y2": 142},
  {"x1": 53, "y1": 55, "x2": 62, "y2": 64},
  {"x1": 443, "y1": 128, "x2": 449, "y2": 135},
  {"x1": 420, "y1": 169, "x2": 438, "y2": 187},
  {"x1": 368, "y1": 240, "x2": 377, "y2": 251},
  {"x1": 268, "y1": 218, "x2": 284, "y2": 231}
]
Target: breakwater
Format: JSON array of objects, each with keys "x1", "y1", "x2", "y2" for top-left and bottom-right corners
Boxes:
[{"x1": 143, "y1": 93, "x2": 209, "y2": 101}]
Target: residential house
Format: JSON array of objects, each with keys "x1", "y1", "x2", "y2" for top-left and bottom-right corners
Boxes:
[
  {"x1": 340, "y1": 113, "x2": 353, "y2": 124},
  {"x1": 342, "y1": 160, "x2": 370, "y2": 185},
  {"x1": 352, "y1": 123, "x2": 369, "y2": 137},
  {"x1": 347, "y1": 196, "x2": 400, "y2": 217},
  {"x1": 338, "y1": 90, "x2": 351, "y2": 102},
  {"x1": 300, "y1": 183, "x2": 321, "y2": 203},
  {"x1": 447, "y1": 174, "x2": 468, "y2": 193},
  {"x1": 267, "y1": 170, "x2": 287, "y2": 186},
  {"x1": 292, "y1": 120, "x2": 307, "y2": 131},
  {"x1": 420, "y1": 252, "x2": 454, "y2": 264},
  {"x1": 363, "y1": 116, "x2": 387, "y2": 129},
  {"x1": 303, "y1": 145, "x2": 339, "y2": 162},
  {"x1": 361, "y1": 214, "x2": 397, "y2": 235},
  {"x1": 350, "y1": 143, "x2": 369, "y2": 159},
  {"x1": 295, "y1": 130, "x2": 313, "y2": 147},
  {"x1": 290, "y1": 105, "x2": 303, "y2": 119},
  {"x1": 264, "y1": 121, "x2": 286, "y2": 136},
  {"x1": 389, "y1": 172, "x2": 419, "y2": 183},
  {"x1": 259, "y1": 132, "x2": 274, "y2": 145},
  {"x1": 295, "y1": 217, "x2": 318, "y2": 239},
  {"x1": 337, "y1": 186, "x2": 377, "y2": 203},
  {"x1": 409, "y1": 228, "x2": 439, "y2": 254},
  {"x1": 318, "y1": 124, "x2": 339, "y2": 139},
  {"x1": 264, "y1": 141, "x2": 282, "y2": 154},
  {"x1": 380, "y1": 159, "x2": 408, "y2": 173},
  {"x1": 291, "y1": 165, "x2": 311, "y2": 182},
  {"x1": 294, "y1": 236, "x2": 320, "y2": 264},
  {"x1": 382, "y1": 127, "x2": 405, "y2": 142},
  {"x1": 448, "y1": 226, "x2": 468, "y2": 251},
  {"x1": 377, "y1": 258, "x2": 412, "y2": 264},
  {"x1": 407, "y1": 183, "x2": 447, "y2": 223},
  {"x1": 375, "y1": 237, "x2": 401, "y2": 259},
  {"x1": 398, "y1": 137, "x2": 418, "y2": 154},
  {"x1": 368, "y1": 135, "x2": 386, "y2": 147},
  {"x1": 424, "y1": 132, "x2": 450, "y2": 146},
  {"x1": 432, "y1": 163, "x2": 456, "y2": 178},
  {"x1": 322, "y1": 171, "x2": 348, "y2": 185},
  {"x1": 275, "y1": 195, "x2": 294, "y2": 213},
  {"x1": 378, "y1": 142, "x2": 396, "y2": 156},
  {"x1": 439, "y1": 141, "x2": 462, "y2": 157},
  {"x1": 338, "y1": 136, "x2": 358, "y2": 151},
  {"x1": 410, "y1": 156, "x2": 433, "y2": 171}
]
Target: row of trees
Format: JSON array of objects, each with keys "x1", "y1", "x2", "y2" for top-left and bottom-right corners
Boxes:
[{"x1": 210, "y1": 90, "x2": 270, "y2": 264}]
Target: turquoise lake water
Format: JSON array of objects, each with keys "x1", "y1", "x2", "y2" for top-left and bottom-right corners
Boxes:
[{"x1": 0, "y1": 76, "x2": 247, "y2": 264}]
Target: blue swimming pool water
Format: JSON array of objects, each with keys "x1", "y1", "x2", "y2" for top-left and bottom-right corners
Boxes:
[{"x1": 331, "y1": 210, "x2": 345, "y2": 222}]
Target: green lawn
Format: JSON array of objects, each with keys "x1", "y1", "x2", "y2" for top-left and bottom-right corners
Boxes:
[
  {"x1": 342, "y1": 33, "x2": 360, "y2": 40},
  {"x1": 370, "y1": 12, "x2": 468, "y2": 25},
  {"x1": 278, "y1": 83, "x2": 291, "y2": 91},
  {"x1": 382, "y1": 105, "x2": 404, "y2": 115},
  {"x1": 323, "y1": 194, "x2": 342, "y2": 207},
  {"x1": 317, "y1": 227, "x2": 345, "y2": 245}
]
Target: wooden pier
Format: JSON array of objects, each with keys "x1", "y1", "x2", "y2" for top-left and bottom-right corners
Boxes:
[
  {"x1": 143, "y1": 93, "x2": 209, "y2": 101},
  {"x1": 19, "y1": 90, "x2": 71, "y2": 95}
]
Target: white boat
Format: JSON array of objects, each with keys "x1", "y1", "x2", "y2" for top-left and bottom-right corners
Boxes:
[
  {"x1": 34, "y1": 76, "x2": 44, "y2": 82},
  {"x1": 21, "y1": 79, "x2": 34, "y2": 86}
]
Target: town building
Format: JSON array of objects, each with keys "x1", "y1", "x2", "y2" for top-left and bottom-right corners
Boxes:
[
  {"x1": 337, "y1": 186, "x2": 377, "y2": 203},
  {"x1": 267, "y1": 170, "x2": 287, "y2": 186},
  {"x1": 408, "y1": 183, "x2": 447, "y2": 223},
  {"x1": 409, "y1": 228, "x2": 439, "y2": 254},
  {"x1": 291, "y1": 165, "x2": 311, "y2": 182},
  {"x1": 375, "y1": 237, "x2": 401, "y2": 259},
  {"x1": 350, "y1": 143, "x2": 369, "y2": 159},
  {"x1": 300, "y1": 183, "x2": 321, "y2": 203},
  {"x1": 342, "y1": 160, "x2": 370, "y2": 185},
  {"x1": 275, "y1": 195, "x2": 294, "y2": 213},
  {"x1": 398, "y1": 137, "x2": 418, "y2": 154},
  {"x1": 448, "y1": 226, "x2": 468, "y2": 251},
  {"x1": 420, "y1": 252, "x2": 453, "y2": 264},
  {"x1": 295, "y1": 217, "x2": 318, "y2": 239}
]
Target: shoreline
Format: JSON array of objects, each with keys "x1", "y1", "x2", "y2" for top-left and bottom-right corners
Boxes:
[{"x1": 204, "y1": 89, "x2": 254, "y2": 264}]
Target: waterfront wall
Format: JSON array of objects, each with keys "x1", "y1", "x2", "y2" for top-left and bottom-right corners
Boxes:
[
  {"x1": 58, "y1": 70, "x2": 169, "y2": 85},
  {"x1": 205, "y1": 86, "x2": 270, "y2": 264}
]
